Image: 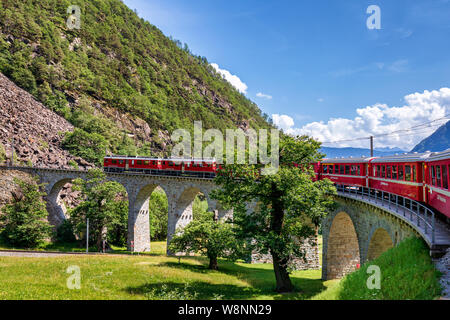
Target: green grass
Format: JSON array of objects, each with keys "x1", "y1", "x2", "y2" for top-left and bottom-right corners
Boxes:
[
  {"x1": 325, "y1": 237, "x2": 442, "y2": 300},
  {"x1": 0, "y1": 237, "x2": 442, "y2": 300}
]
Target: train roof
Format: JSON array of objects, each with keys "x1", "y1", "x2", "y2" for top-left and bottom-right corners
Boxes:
[
  {"x1": 104, "y1": 156, "x2": 216, "y2": 162},
  {"x1": 321, "y1": 157, "x2": 375, "y2": 164},
  {"x1": 371, "y1": 152, "x2": 432, "y2": 163},
  {"x1": 426, "y1": 148, "x2": 450, "y2": 162}
]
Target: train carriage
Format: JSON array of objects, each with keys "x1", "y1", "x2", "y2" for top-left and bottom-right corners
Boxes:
[
  {"x1": 104, "y1": 156, "x2": 217, "y2": 178},
  {"x1": 369, "y1": 152, "x2": 431, "y2": 202},
  {"x1": 425, "y1": 149, "x2": 450, "y2": 219},
  {"x1": 320, "y1": 157, "x2": 374, "y2": 187}
]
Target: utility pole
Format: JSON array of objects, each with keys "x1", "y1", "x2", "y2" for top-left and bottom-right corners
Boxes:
[
  {"x1": 86, "y1": 218, "x2": 89, "y2": 254},
  {"x1": 370, "y1": 136, "x2": 374, "y2": 157}
]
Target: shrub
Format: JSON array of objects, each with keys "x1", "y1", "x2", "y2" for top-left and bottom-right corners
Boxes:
[{"x1": 0, "y1": 178, "x2": 53, "y2": 248}]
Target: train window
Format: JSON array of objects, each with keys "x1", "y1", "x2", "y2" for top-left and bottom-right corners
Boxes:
[
  {"x1": 323, "y1": 166, "x2": 328, "y2": 174},
  {"x1": 345, "y1": 165, "x2": 350, "y2": 175},
  {"x1": 119, "y1": 160, "x2": 124, "y2": 164},
  {"x1": 112, "y1": 160, "x2": 117, "y2": 164},
  {"x1": 144, "y1": 161, "x2": 149, "y2": 165},
  {"x1": 351, "y1": 165, "x2": 357, "y2": 175},
  {"x1": 392, "y1": 165, "x2": 398, "y2": 180},
  {"x1": 137, "y1": 160, "x2": 142, "y2": 165},
  {"x1": 387, "y1": 165, "x2": 392, "y2": 179},
  {"x1": 405, "y1": 165, "x2": 411, "y2": 181},
  {"x1": 339, "y1": 165, "x2": 344, "y2": 174},
  {"x1": 169, "y1": 161, "x2": 174, "y2": 166},
  {"x1": 398, "y1": 165, "x2": 404, "y2": 180},
  {"x1": 444, "y1": 166, "x2": 449, "y2": 190},
  {"x1": 335, "y1": 165, "x2": 339, "y2": 174},
  {"x1": 431, "y1": 166, "x2": 436, "y2": 186},
  {"x1": 436, "y1": 165, "x2": 442, "y2": 187},
  {"x1": 376, "y1": 165, "x2": 380, "y2": 177},
  {"x1": 381, "y1": 165, "x2": 386, "y2": 178},
  {"x1": 328, "y1": 165, "x2": 333, "y2": 173},
  {"x1": 358, "y1": 165, "x2": 362, "y2": 176},
  {"x1": 412, "y1": 165, "x2": 416, "y2": 182}
]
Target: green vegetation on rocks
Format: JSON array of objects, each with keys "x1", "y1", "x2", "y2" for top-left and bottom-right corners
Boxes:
[{"x1": 0, "y1": 0, "x2": 272, "y2": 163}]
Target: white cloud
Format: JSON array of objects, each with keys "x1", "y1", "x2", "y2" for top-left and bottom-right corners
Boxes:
[
  {"x1": 210, "y1": 63, "x2": 248, "y2": 94},
  {"x1": 272, "y1": 114, "x2": 295, "y2": 131},
  {"x1": 256, "y1": 92, "x2": 272, "y2": 100},
  {"x1": 277, "y1": 88, "x2": 450, "y2": 150}
]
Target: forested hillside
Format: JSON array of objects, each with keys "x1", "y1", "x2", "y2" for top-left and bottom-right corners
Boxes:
[{"x1": 0, "y1": 0, "x2": 272, "y2": 165}]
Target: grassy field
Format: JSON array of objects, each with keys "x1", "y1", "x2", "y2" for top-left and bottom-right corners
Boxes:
[
  {"x1": 0, "y1": 241, "x2": 338, "y2": 300},
  {"x1": 0, "y1": 237, "x2": 441, "y2": 300}
]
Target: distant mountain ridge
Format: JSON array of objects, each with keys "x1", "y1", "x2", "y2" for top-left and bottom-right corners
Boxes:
[
  {"x1": 411, "y1": 121, "x2": 450, "y2": 153},
  {"x1": 320, "y1": 146, "x2": 407, "y2": 159}
]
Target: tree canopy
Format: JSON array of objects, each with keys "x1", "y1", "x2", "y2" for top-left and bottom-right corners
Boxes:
[{"x1": 212, "y1": 135, "x2": 336, "y2": 292}]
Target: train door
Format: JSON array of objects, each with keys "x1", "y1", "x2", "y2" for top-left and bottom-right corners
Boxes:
[
  {"x1": 365, "y1": 164, "x2": 369, "y2": 187},
  {"x1": 126, "y1": 160, "x2": 130, "y2": 171},
  {"x1": 181, "y1": 162, "x2": 185, "y2": 174},
  {"x1": 422, "y1": 163, "x2": 427, "y2": 202}
]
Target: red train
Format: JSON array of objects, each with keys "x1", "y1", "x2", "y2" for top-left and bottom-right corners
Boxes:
[
  {"x1": 319, "y1": 150, "x2": 450, "y2": 220},
  {"x1": 104, "y1": 150, "x2": 450, "y2": 219},
  {"x1": 103, "y1": 156, "x2": 217, "y2": 178}
]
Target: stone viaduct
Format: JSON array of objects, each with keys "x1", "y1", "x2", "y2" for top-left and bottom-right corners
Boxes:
[
  {"x1": 3, "y1": 166, "x2": 231, "y2": 253},
  {"x1": 2, "y1": 166, "x2": 449, "y2": 278}
]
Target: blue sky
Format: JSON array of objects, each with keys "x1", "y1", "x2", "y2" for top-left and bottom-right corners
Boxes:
[{"x1": 123, "y1": 0, "x2": 450, "y2": 150}]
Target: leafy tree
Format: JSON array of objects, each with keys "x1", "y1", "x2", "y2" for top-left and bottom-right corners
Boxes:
[
  {"x1": 149, "y1": 188, "x2": 168, "y2": 241},
  {"x1": 68, "y1": 169, "x2": 128, "y2": 251},
  {"x1": 0, "y1": 178, "x2": 53, "y2": 248},
  {"x1": 212, "y1": 135, "x2": 336, "y2": 292},
  {"x1": 168, "y1": 211, "x2": 243, "y2": 270},
  {"x1": 62, "y1": 128, "x2": 107, "y2": 165}
]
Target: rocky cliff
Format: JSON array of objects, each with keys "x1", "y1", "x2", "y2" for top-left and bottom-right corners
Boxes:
[{"x1": 0, "y1": 72, "x2": 93, "y2": 169}]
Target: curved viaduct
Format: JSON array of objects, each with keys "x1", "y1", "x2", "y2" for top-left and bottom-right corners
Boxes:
[
  {"x1": 2, "y1": 167, "x2": 449, "y2": 276},
  {"x1": 3, "y1": 166, "x2": 231, "y2": 253},
  {"x1": 322, "y1": 188, "x2": 450, "y2": 280}
]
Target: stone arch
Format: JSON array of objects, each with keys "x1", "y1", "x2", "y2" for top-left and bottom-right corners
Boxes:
[
  {"x1": 129, "y1": 183, "x2": 169, "y2": 252},
  {"x1": 46, "y1": 178, "x2": 74, "y2": 227},
  {"x1": 167, "y1": 186, "x2": 211, "y2": 252},
  {"x1": 367, "y1": 228, "x2": 394, "y2": 261},
  {"x1": 326, "y1": 211, "x2": 361, "y2": 279}
]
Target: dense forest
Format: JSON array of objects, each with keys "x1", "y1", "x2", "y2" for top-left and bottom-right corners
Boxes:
[{"x1": 0, "y1": 0, "x2": 272, "y2": 164}]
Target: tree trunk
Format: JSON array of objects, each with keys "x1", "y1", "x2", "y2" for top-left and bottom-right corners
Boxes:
[
  {"x1": 271, "y1": 251, "x2": 294, "y2": 292},
  {"x1": 209, "y1": 255, "x2": 218, "y2": 270},
  {"x1": 269, "y1": 181, "x2": 294, "y2": 292}
]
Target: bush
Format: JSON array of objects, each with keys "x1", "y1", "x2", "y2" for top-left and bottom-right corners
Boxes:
[
  {"x1": 0, "y1": 178, "x2": 53, "y2": 248},
  {"x1": 62, "y1": 128, "x2": 107, "y2": 165},
  {"x1": 56, "y1": 219, "x2": 76, "y2": 243}
]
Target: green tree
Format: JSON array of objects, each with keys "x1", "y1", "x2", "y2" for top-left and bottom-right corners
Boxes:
[
  {"x1": 62, "y1": 128, "x2": 107, "y2": 165},
  {"x1": 212, "y1": 135, "x2": 336, "y2": 292},
  {"x1": 168, "y1": 211, "x2": 243, "y2": 270},
  {"x1": 0, "y1": 178, "x2": 52, "y2": 248},
  {"x1": 68, "y1": 169, "x2": 128, "y2": 251},
  {"x1": 149, "y1": 188, "x2": 168, "y2": 241}
]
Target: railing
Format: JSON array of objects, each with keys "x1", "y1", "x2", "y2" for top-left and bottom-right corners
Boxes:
[{"x1": 335, "y1": 184, "x2": 435, "y2": 245}]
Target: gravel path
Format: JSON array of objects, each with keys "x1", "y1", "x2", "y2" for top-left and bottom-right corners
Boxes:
[
  {"x1": 0, "y1": 251, "x2": 75, "y2": 258},
  {"x1": 435, "y1": 248, "x2": 450, "y2": 298}
]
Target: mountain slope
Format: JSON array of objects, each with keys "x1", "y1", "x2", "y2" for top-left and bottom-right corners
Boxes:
[
  {"x1": 0, "y1": 72, "x2": 93, "y2": 169},
  {"x1": 0, "y1": 0, "x2": 271, "y2": 164},
  {"x1": 320, "y1": 147, "x2": 407, "y2": 159},
  {"x1": 411, "y1": 121, "x2": 450, "y2": 153}
]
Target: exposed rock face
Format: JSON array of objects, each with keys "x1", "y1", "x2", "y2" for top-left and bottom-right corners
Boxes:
[
  {"x1": 0, "y1": 72, "x2": 93, "y2": 170},
  {"x1": 0, "y1": 169, "x2": 35, "y2": 207}
]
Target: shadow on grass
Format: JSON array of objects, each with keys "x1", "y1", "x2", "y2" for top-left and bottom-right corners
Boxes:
[{"x1": 128, "y1": 259, "x2": 326, "y2": 300}]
